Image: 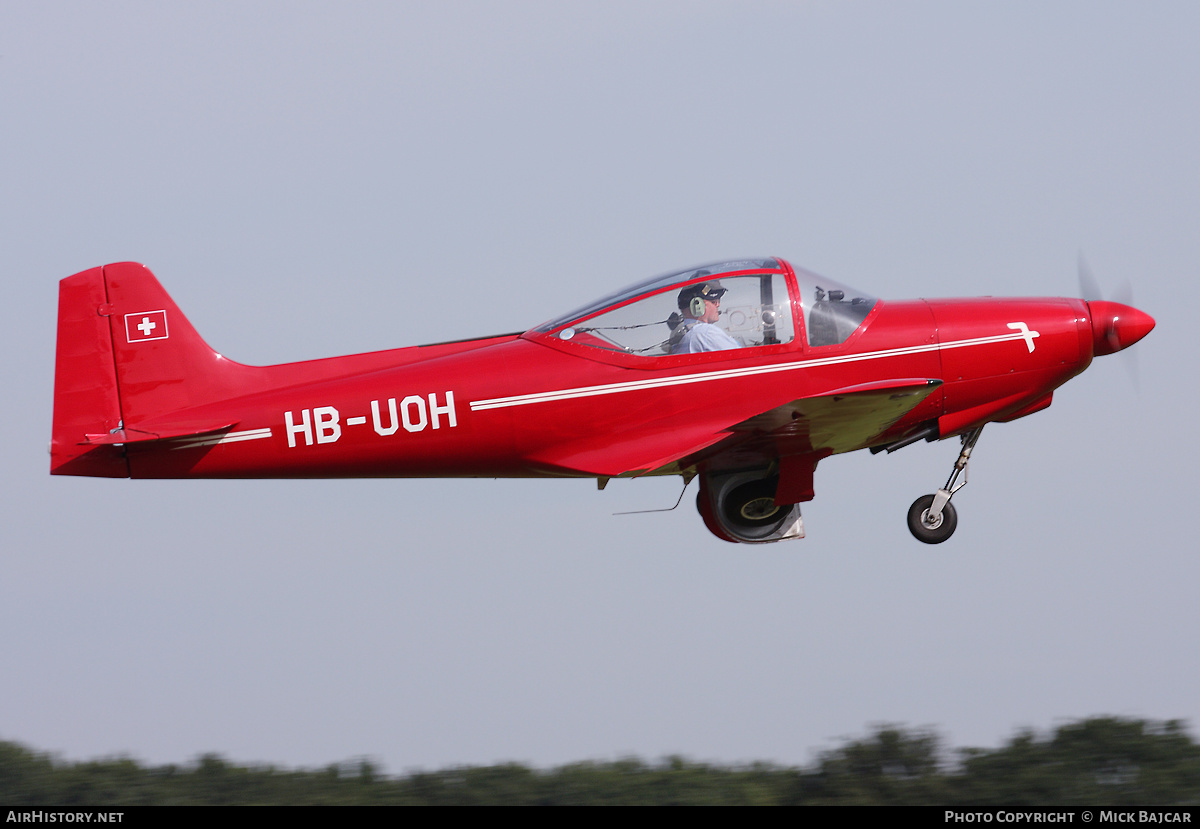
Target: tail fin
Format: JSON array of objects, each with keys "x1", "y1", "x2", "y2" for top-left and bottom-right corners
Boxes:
[{"x1": 51, "y1": 262, "x2": 255, "y2": 476}]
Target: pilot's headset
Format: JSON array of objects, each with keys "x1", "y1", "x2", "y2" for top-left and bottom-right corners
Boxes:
[{"x1": 679, "y1": 278, "x2": 726, "y2": 317}]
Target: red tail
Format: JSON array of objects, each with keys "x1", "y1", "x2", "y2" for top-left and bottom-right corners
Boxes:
[
  {"x1": 50, "y1": 263, "x2": 259, "y2": 476},
  {"x1": 51, "y1": 262, "x2": 484, "y2": 477},
  {"x1": 51, "y1": 267, "x2": 125, "y2": 475}
]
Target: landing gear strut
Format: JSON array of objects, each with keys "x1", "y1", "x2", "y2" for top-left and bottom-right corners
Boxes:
[{"x1": 908, "y1": 426, "x2": 983, "y2": 544}]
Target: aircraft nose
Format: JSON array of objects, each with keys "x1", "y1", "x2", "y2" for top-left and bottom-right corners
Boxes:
[{"x1": 1087, "y1": 300, "x2": 1155, "y2": 356}]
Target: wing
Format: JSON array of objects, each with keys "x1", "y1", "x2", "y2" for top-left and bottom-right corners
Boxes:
[
  {"x1": 725, "y1": 378, "x2": 942, "y2": 456},
  {"x1": 528, "y1": 378, "x2": 941, "y2": 478}
]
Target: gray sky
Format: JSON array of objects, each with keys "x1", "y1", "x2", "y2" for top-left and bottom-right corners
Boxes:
[{"x1": 3, "y1": 1, "x2": 1197, "y2": 773}]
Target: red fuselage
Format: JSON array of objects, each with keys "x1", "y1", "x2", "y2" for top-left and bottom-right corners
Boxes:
[{"x1": 50, "y1": 259, "x2": 1153, "y2": 541}]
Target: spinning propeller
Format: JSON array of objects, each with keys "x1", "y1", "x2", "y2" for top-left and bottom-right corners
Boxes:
[{"x1": 1077, "y1": 254, "x2": 1154, "y2": 378}]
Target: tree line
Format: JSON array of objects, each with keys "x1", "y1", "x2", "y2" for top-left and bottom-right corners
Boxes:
[{"x1": 2, "y1": 717, "x2": 1198, "y2": 806}]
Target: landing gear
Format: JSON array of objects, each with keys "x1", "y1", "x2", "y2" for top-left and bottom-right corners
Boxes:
[
  {"x1": 908, "y1": 495, "x2": 957, "y2": 544},
  {"x1": 723, "y1": 479, "x2": 782, "y2": 527},
  {"x1": 907, "y1": 426, "x2": 982, "y2": 544},
  {"x1": 697, "y1": 470, "x2": 805, "y2": 543}
]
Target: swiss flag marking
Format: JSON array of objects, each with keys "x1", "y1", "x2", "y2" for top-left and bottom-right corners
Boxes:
[{"x1": 125, "y1": 310, "x2": 169, "y2": 342}]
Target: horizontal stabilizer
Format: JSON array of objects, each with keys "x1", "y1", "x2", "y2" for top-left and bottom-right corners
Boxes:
[{"x1": 83, "y1": 422, "x2": 238, "y2": 446}]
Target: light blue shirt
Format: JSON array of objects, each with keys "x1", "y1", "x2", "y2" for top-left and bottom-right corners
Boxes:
[{"x1": 672, "y1": 321, "x2": 741, "y2": 354}]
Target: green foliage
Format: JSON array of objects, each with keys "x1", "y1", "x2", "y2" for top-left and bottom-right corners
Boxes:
[
  {"x1": 3, "y1": 717, "x2": 1198, "y2": 806},
  {"x1": 804, "y1": 726, "x2": 951, "y2": 805},
  {"x1": 951, "y1": 718, "x2": 1200, "y2": 808}
]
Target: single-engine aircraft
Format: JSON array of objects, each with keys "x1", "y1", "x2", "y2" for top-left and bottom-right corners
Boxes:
[{"x1": 50, "y1": 258, "x2": 1154, "y2": 544}]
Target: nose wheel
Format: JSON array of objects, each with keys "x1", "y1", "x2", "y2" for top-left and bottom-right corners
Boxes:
[
  {"x1": 908, "y1": 426, "x2": 982, "y2": 544},
  {"x1": 908, "y1": 495, "x2": 958, "y2": 543}
]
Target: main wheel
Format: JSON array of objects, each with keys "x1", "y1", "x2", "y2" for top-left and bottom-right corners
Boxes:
[
  {"x1": 907, "y1": 494, "x2": 957, "y2": 544},
  {"x1": 723, "y1": 480, "x2": 783, "y2": 528}
]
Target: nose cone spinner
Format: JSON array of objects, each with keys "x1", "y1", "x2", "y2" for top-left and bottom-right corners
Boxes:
[{"x1": 1088, "y1": 301, "x2": 1155, "y2": 356}]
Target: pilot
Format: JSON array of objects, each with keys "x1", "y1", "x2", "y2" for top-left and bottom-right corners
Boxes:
[{"x1": 669, "y1": 280, "x2": 742, "y2": 354}]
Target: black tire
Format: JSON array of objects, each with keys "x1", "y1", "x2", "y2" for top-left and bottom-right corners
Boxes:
[
  {"x1": 907, "y1": 494, "x2": 957, "y2": 544},
  {"x1": 723, "y1": 480, "x2": 783, "y2": 528}
]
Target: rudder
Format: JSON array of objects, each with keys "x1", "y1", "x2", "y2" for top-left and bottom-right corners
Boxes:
[{"x1": 51, "y1": 267, "x2": 126, "y2": 476}]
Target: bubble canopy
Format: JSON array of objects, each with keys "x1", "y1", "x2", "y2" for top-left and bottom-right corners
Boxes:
[
  {"x1": 531, "y1": 258, "x2": 877, "y2": 354},
  {"x1": 533, "y1": 259, "x2": 783, "y2": 335},
  {"x1": 790, "y1": 264, "x2": 878, "y2": 347}
]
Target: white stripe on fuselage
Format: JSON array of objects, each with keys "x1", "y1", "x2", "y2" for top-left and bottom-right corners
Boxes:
[{"x1": 468, "y1": 328, "x2": 1038, "y2": 412}]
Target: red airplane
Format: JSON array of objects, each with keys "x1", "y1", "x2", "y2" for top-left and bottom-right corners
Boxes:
[{"x1": 50, "y1": 257, "x2": 1154, "y2": 544}]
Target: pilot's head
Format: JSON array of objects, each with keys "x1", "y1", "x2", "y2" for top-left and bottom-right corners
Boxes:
[{"x1": 678, "y1": 280, "x2": 727, "y2": 323}]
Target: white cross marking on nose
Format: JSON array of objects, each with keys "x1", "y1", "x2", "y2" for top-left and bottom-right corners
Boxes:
[
  {"x1": 1007, "y1": 321, "x2": 1040, "y2": 353},
  {"x1": 138, "y1": 317, "x2": 156, "y2": 337}
]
